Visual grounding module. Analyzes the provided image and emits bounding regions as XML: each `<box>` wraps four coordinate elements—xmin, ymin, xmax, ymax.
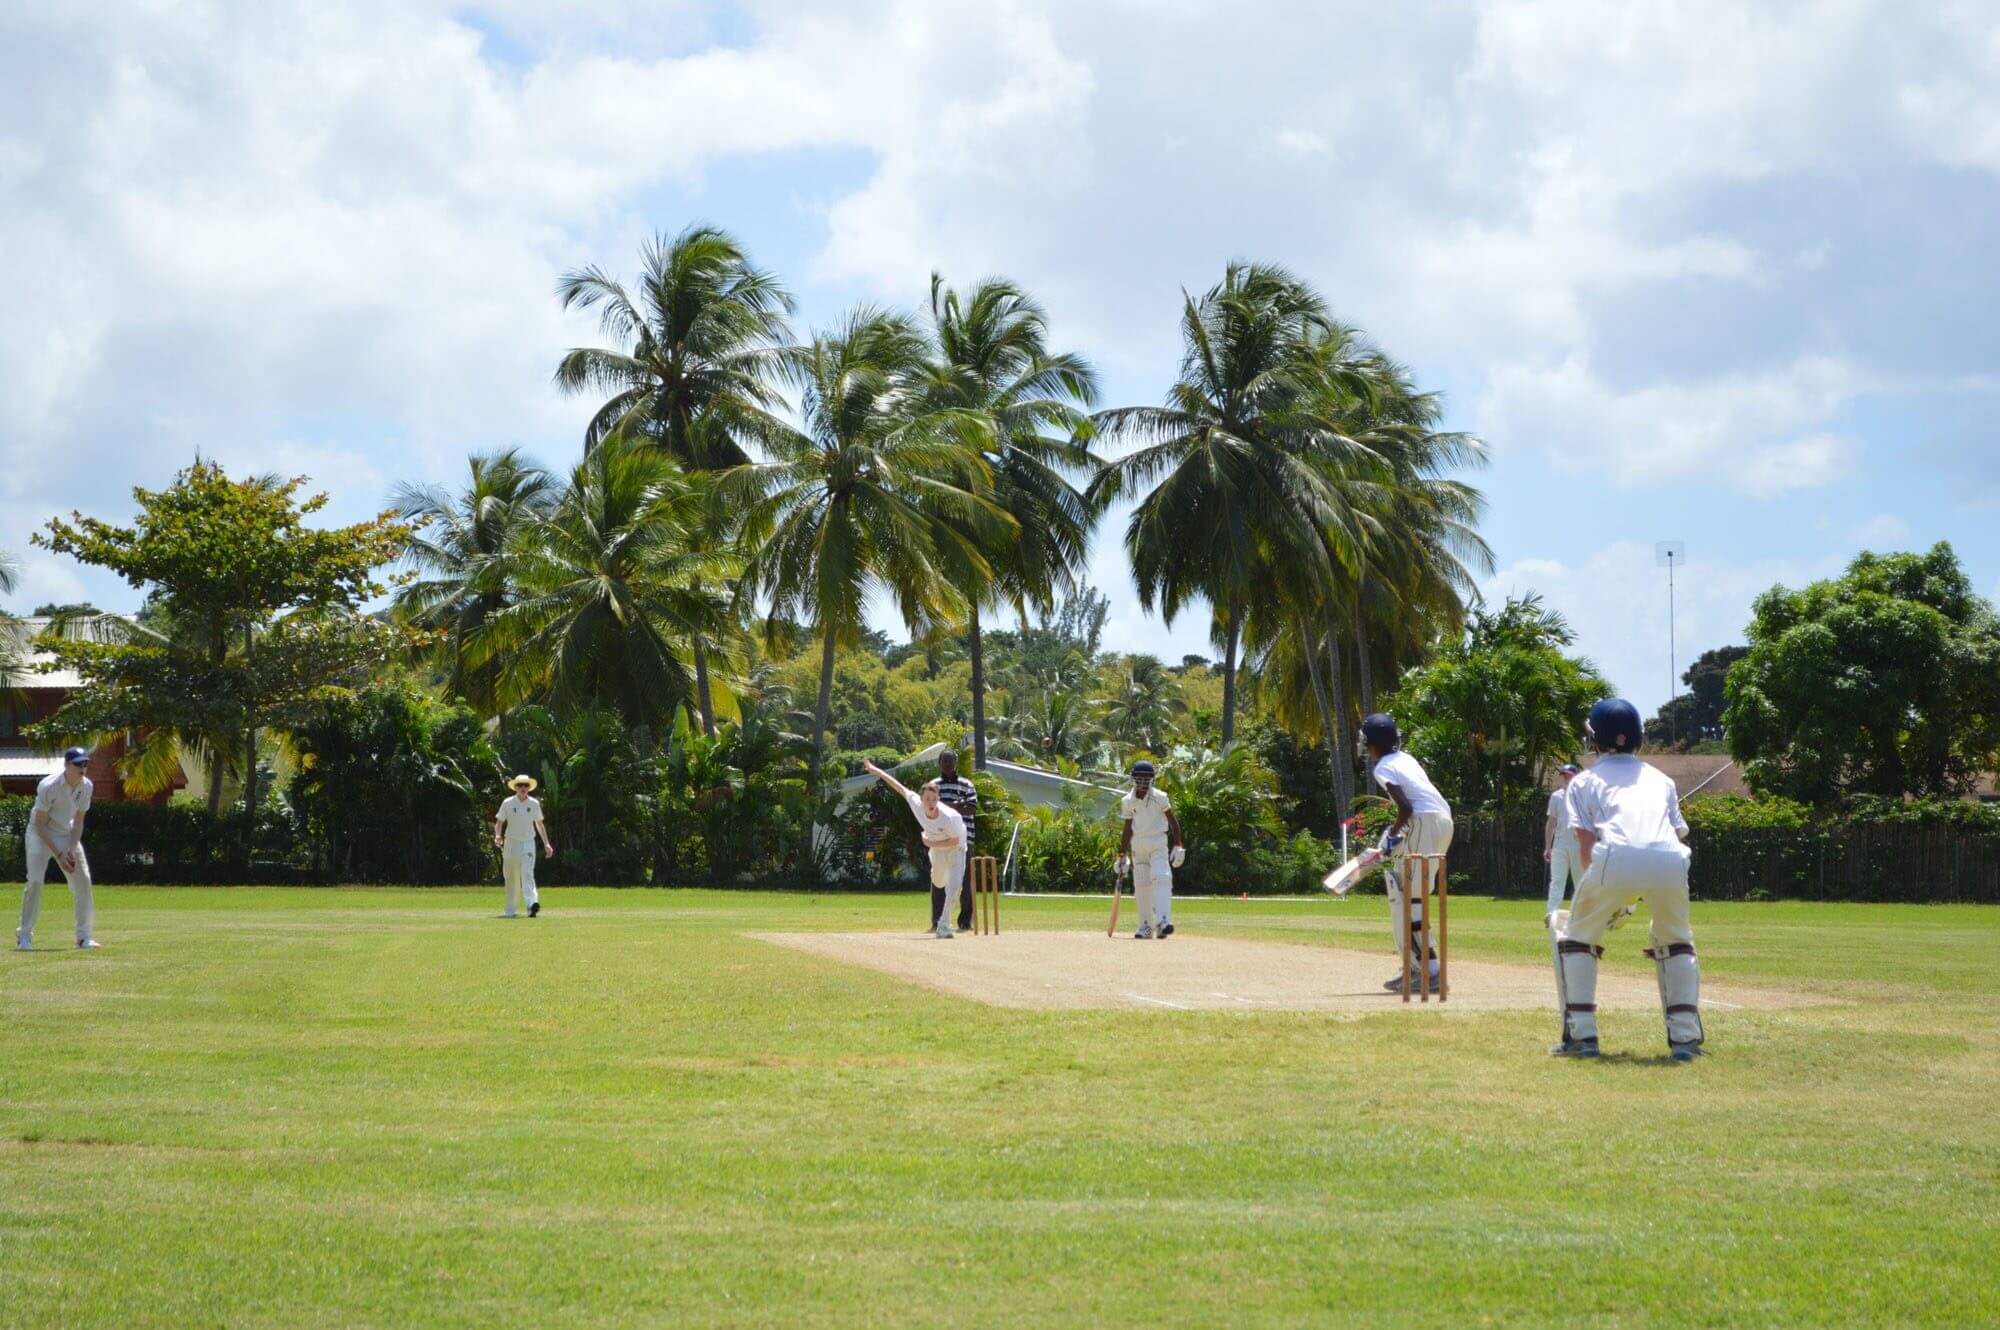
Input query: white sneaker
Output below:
<box><xmin>934</xmin><ymin>925</ymin><xmax>954</xmax><ymax>939</ymax></box>
<box><xmin>77</xmin><ymin>939</ymin><xmax>100</xmax><ymax>949</ymax></box>
<box><xmin>15</xmin><ymin>934</ymin><xmax>29</xmax><ymax>952</ymax></box>
<box><xmin>1135</xmin><ymin>924</ymin><xmax>1155</xmax><ymax>939</ymax></box>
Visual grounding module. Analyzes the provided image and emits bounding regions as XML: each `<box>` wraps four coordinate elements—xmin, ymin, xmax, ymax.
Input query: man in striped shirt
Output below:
<box><xmin>933</xmin><ymin>750</ymin><xmax>979</xmax><ymax>932</ymax></box>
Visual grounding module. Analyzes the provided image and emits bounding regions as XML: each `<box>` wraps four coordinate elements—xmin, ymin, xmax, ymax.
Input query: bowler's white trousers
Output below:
<box><xmin>19</xmin><ymin>830</ymin><xmax>93</xmax><ymax>945</ymax></box>
<box><xmin>502</xmin><ymin>841</ymin><xmax>540</xmax><ymax>916</ymax></box>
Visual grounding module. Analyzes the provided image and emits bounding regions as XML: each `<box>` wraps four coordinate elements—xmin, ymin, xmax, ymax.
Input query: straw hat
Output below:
<box><xmin>508</xmin><ymin>774</ymin><xmax>538</xmax><ymax>792</ymax></box>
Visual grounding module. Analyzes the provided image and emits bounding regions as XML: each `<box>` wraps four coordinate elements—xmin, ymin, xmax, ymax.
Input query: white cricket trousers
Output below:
<box><xmin>1546</xmin><ymin>839</ymin><xmax>1585</xmax><ymax>914</ymax></box>
<box><xmin>1131</xmin><ymin>837</ymin><xmax>1173</xmax><ymax>929</ymax></box>
<box><xmin>929</xmin><ymin>847</ymin><xmax>965</xmax><ymax>929</ymax></box>
<box><xmin>19</xmin><ymin>831</ymin><xmax>93</xmax><ymax>945</ymax></box>
<box><xmin>502</xmin><ymin>843</ymin><xmax>540</xmax><ymax>916</ymax></box>
<box><xmin>1387</xmin><ymin>812</ymin><xmax>1453</xmax><ymax>958</ymax></box>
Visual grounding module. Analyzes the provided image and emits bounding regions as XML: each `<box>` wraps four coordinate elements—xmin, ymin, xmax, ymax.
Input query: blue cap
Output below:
<box><xmin>1360</xmin><ymin>713</ymin><xmax>1400</xmax><ymax>750</ymax></box>
<box><xmin>63</xmin><ymin>746</ymin><xmax>90</xmax><ymax>766</ymax></box>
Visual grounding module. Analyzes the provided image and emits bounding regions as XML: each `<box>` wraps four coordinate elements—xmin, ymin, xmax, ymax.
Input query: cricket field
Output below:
<box><xmin>2</xmin><ymin>887</ymin><xmax>1994</xmax><ymax>1327</ymax></box>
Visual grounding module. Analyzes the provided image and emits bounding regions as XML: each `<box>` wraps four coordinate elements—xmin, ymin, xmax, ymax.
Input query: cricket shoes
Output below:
<box><xmin>1135</xmin><ymin>924</ymin><xmax>1155</xmax><ymax>940</ymax></box>
<box><xmin>77</xmin><ymin>939</ymin><xmax>100</xmax><ymax>950</ymax></box>
<box><xmin>934</xmin><ymin>924</ymin><xmax>955</xmax><ymax>939</ymax></box>
<box><xmin>1669</xmin><ymin>1042</ymin><xmax>1704</xmax><ymax>1063</ymax></box>
<box><xmin>1382</xmin><ymin>968</ymin><xmax>1440</xmax><ymax>992</ymax></box>
<box><xmin>528</xmin><ymin>901</ymin><xmax>540</xmax><ymax>918</ymax></box>
<box><xmin>1549</xmin><ymin>1038</ymin><xmax>1601</xmax><ymax>1058</ymax></box>
<box><xmin>15</xmin><ymin>933</ymin><xmax>30</xmax><ymax>952</ymax></box>
<box><xmin>1158</xmin><ymin>923</ymin><xmax>1175</xmax><ymax>938</ymax></box>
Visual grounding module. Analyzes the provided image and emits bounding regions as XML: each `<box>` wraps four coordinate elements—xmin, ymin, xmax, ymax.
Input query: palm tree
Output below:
<box><xmin>728</xmin><ymin>308</ymin><xmax>1007</xmax><ymax>790</ymax></box>
<box><xmin>1091</xmin><ymin>263</ymin><xmax>1377</xmax><ymax>748</ymax></box>
<box><xmin>390</xmin><ymin>449</ymin><xmax>557</xmax><ymax>717</ymax></box>
<box><xmin>1100</xmin><ymin>654</ymin><xmax>1185</xmax><ymax>753</ymax></box>
<box><xmin>475</xmin><ymin>439</ymin><xmax>736</xmax><ymax>732</ymax></box>
<box><xmin>919</xmin><ymin>275</ymin><xmax>1100</xmax><ymax>770</ymax></box>
<box><xmin>553</xmin><ymin>225</ymin><xmax>797</xmax><ymax>730</ymax></box>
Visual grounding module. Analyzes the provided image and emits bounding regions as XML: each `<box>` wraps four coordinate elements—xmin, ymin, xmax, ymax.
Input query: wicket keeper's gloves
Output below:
<box><xmin>1169</xmin><ymin>845</ymin><xmax>1186</xmax><ymax>868</ymax></box>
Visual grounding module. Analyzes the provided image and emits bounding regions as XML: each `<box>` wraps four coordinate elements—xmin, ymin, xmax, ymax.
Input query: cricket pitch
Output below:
<box><xmin>752</xmin><ymin>929</ymin><xmax>1817</xmax><ymax>1013</ymax></box>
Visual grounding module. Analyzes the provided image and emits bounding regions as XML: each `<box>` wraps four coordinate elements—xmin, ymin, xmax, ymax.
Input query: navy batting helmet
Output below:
<box><xmin>1359</xmin><ymin>713</ymin><xmax>1399</xmax><ymax>751</ymax></box>
<box><xmin>1585</xmin><ymin>698</ymin><xmax>1643</xmax><ymax>754</ymax></box>
<box><xmin>1130</xmin><ymin>759</ymin><xmax>1156</xmax><ymax>778</ymax></box>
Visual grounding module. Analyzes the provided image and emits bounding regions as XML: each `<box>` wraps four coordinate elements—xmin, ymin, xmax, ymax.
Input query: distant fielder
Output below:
<box><xmin>1360</xmin><ymin>714</ymin><xmax>1452</xmax><ymax>991</ymax></box>
<box><xmin>1551</xmin><ymin>699</ymin><xmax>1705</xmax><ymax>1062</ymax></box>
<box><xmin>1116</xmin><ymin>759</ymin><xmax>1184</xmax><ymax>939</ymax></box>
<box><xmin>494</xmin><ymin>775</ymin><xmax>554</xmax><ymax>919</ymax></box>
<box><xmin>1544</xmin><ymin>762</ymin><xmax>1584</xmax><ymax>923</ymax></box>
<box><xmin>16</xmin><ymin>747</ymin><xmax>97</xmax><ymax>951</ymax></box>
<box><xmin>864</xmin><ymin>760</ymin><xmax>966</xmax><ymax>939</ymax></box>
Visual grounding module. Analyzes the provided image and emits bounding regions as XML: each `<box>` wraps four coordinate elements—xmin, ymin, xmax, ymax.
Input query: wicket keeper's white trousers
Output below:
<box><xmin>1546</xmin><ymin>839</ymin><xmax>1585</xmax><ymax>914</ymax></box>
<box><xmin>1387</xmin><ymin>812</ymin><xmax>1453</xmax><ymax>951</ymax></box>
<box><xmin>1131</xmin><ymin>837</ymin><xmax>1173</xmax><ymax>928</ymax></box>
<box><xmin>1562</xmin><ymin>842</ymin><xmax>1693</xmax><ymax>949</ymax></box>
<box><xmin>502</xmin><ymin>843</ymin><xmax>540</xmax><ymax>916</ymax></box>
<box><xmin>19</xmin><ymin>831</ymin><xmax>93</xmax><ymax>945</ymax></box>
<box><xmin>929</xmin><ymin>848</ymin><xmax>965</xmax><ymax>928</ymax></box>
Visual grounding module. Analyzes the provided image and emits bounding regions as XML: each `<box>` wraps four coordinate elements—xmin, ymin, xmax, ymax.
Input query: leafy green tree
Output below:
<box><xmin>1645</xmin><ymin>645</ymin><xmax>1749</xmax><ymax>750</ymax></box>
<box><xmin>554</xmin><ymin>226</ymin><xmax>797</xmax><ymax>731</ymax></box>
<box><xmin>1725</xmin><ymin>543</ymin><xmax>2000</xmax><ymax>803</ymax></box>
<box><xmin>1092</xmin><ymin>263</ymin><xmax>1376</xmax><ymax>748</ymax></box>
<box><xmin>289</xmin><ymin>684</ymin><xmax>497</xmax><ymax>882</ymax></box>
<box><xmin>1100</xmin><ymin>653</ymin><xmax>1186</xmax><ymax>754</ymax></box>
<box><xmin>1385</xmin><ymin>594</ymin><xmax>1606</xmax><ymax>812</ymax></box>
<box><xmin>391</xmin><ymin>449</ymin><xmax>557</xmax><ymax>717</ymax></box>
<box><xmin>919</xmin><ymin>275</ymin><xmax>1100</xmax><ymax>770</ymax></box>
<box><xmin>655</xmin><ymin>699</ymin><xmax>812</xmax><ymax>883</ymax></box>
<box><xmin>730</xmin><ymin>308</ymin><xmax>1005</xmax><ymax>790</ymax></box>
<box><xmin>476</xmin><ymin>440</ymin><xmax>734</xmax><ymax>733</ymax></box>
<box><xmin>32</xmin><ymin>463</ymin><xmax>410</xmax><ymax>824</ymax></box>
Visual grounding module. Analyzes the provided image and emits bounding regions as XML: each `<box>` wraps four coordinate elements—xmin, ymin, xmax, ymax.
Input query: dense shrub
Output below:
<box><xmin>290</xmin><ymin>685</ymin><xmax>498</xmax><ymax>883</ymax></box>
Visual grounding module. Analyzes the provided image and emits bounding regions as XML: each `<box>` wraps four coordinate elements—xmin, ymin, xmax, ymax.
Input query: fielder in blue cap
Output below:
<box><xmin>17</xmin><ymin>746</ymin><xmax>98</xmax><ymax>950</ymax></box>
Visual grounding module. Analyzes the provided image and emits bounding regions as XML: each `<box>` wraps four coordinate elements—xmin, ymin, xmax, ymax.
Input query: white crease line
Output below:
<box><xmin>1129</xmin><ymin>995</ymin><xmax>1192</xmax><ymax>1010</ymax></box>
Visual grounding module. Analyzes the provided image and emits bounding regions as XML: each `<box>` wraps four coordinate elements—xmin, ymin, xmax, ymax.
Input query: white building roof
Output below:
<box><xmin>2</xmin><ymin>616</ymin><xmax>98</xmax><ymax>689</ymax></box>
<box><xmin>0</xmin><ymin>751</ymin><xmax>63</xmax><ymax>779</ymax></box>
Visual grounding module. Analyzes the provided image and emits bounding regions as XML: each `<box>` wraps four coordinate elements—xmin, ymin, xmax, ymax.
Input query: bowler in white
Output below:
<box><xmin>17</xmin><ymin>747</ymin><xmax>98</xmax><ymax>950</ymax></box>
<box><xmin>493</xmin><ymin>774</ymin><xmax>554</xmax><ymax>918</ymax></box>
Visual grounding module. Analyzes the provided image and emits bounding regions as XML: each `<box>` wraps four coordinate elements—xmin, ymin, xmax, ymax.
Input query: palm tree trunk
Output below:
<box><xmin>1220</xmin><ymin>596</ymin><xmax>1242</xmax><ymax>749</ymax></box>
<box><xmin>1300</xmin><ymin>619</ymin><xmax>1341</xmax><ymax>798</ymax></box>
<box><xmin>806</xmin><ymin>620</ymin><xmax>838</xmax><ymax>790</ymax></box>
<box><xmin>1324</xmin><ymin>628</ymin><xmax>1354</xmax><ymax>814</ymax></box>
<box><xmin>968</xmin><ymin>603</ymin><xmax>987</xmax><ymax>771</ymax></box>
<box><xmin>243</xmin><ymin>624</ymin><xmax>258</xmax><ymax>858</ymax></box>
<box><xmin>692</xmin><ymin>638</ymin><xmax>716</xmax><ymax>736</ymax></box>
<box><xmin>1353</xmin><ymin>599</ymin><xmax>1376</xmax><ymax>715</ymax></box>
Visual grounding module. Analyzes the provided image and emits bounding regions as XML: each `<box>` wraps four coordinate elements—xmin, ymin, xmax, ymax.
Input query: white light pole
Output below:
<box><xmin>1656</xmin><ymin>541</ymin><xmax>1686</xmax><ymax>748</ymax></box>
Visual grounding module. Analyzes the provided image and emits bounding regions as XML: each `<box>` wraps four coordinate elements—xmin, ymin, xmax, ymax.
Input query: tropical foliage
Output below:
<box><xmin>1725</xmin><ymin>543</ymin><xmax>2000</xmax><ymax>804</ymax></box>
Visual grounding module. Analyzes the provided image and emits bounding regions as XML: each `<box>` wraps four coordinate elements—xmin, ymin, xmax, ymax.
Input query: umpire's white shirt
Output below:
<box><xmin>30</xmin><ymin>771</ymin><xmax>92</xmax><ymax>847</ymax></box>
<box><xmin>496</xmin><ymin>796</ymin><xmax>543</xmax><ymax>852</ymax></box>
<box><xmin>1564</xmin><ymin>756</ymin><xmax>1687</xmax><ymax>849</ymax></box>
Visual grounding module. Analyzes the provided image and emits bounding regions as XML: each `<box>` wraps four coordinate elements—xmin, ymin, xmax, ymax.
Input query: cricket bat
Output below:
<box><xmin>1108</xmin><ymin>862</ymin><xmax>1126</xmax><ymax>936</ymax></box>
<box><xmin>1322</xmin><ymin>847</ymin><xmax>1384</xmax><ymax>897</ymax></box>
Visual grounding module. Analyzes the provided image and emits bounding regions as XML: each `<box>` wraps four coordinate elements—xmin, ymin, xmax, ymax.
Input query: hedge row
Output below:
<box><xmin>1442</xmin><ymin>813</ymin><xmax>2000</xmax><ymax>904</ymax></box>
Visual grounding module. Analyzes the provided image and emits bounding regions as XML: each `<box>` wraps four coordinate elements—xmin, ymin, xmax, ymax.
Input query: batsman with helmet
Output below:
<box><xmin>1116</xmin><ymin>759</ymin><xmax>1184</xmax><ymax>939</ymax></box>
<box><xmin>1550</xmin><ymin>698</ymin><xmax>1705</xmax><ymax>1062</ymax></box>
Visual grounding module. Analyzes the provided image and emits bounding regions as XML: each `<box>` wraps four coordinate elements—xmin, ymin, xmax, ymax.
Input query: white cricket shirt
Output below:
<box><xmin>1564</xmin><ymin>756</ymin><xmax>1688</xmax><ymax>850</ymax></box>
<box><xmin>1372</xmin><ymin>750</ymin><xmax>1449</xmax><ymax>817</ymax></box>
<box><xmin>31</xmin><ymin>772</ymin><xmax>92</xmax><ymax>845</ymax></box>
<box><xmin>496</xmin><ymin>796</ymin><xmax>544</xmax><ymax>847</ymax></box>
<box><xmin>1119</xmin><ymin>787</ymin><xmax>1174</xmax><ymax>844</ymax></box>
<box><xmin>904</xmin><ymin>793</ymin><xmax>965</xmax><ymax>851</ymax></box>
<box><xmin>1547</xmin><ymin>787</ymin><xmax>1571</xmax><ymax>834</ymax></box>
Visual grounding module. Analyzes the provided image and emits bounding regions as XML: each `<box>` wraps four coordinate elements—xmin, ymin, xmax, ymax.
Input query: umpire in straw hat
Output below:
<box><xmin>493</xmin><ymin>774</ymin><xmax>554</xmax><ymax>918</ymax></box>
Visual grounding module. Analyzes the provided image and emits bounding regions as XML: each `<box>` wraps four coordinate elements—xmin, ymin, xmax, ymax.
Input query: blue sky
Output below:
<box><xmin>4</xmin><ymin>1</ymin><xmax>1997</xmax><ymax>716</ymax></box>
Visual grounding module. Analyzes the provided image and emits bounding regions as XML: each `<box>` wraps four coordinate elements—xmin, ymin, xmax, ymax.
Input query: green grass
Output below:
<box><xmin>2</xmin><ymin>887</ymin><xmax>1995</xmax><ymax>1328</ymax></box>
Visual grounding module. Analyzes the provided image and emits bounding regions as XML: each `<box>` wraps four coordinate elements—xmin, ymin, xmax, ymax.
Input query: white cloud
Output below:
<box><xmin>1273</xmin><ymin>129</ymin><xmax>1330</xmax><ymax>156</ymax></box>
<box><xmin>1479</xmin><ymin>355</ymin><xmax>1867</xmax><ymax>491</ymax></box>
<box><xmin>1850</xmin><ymin>513</ymin><xmax>1910</xmax><ymax>548</ymax></box>
<box><xmin>1482</xmin><ymin>540</ymin><xmax>1836</xmax><ymax>715</ymax></box>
